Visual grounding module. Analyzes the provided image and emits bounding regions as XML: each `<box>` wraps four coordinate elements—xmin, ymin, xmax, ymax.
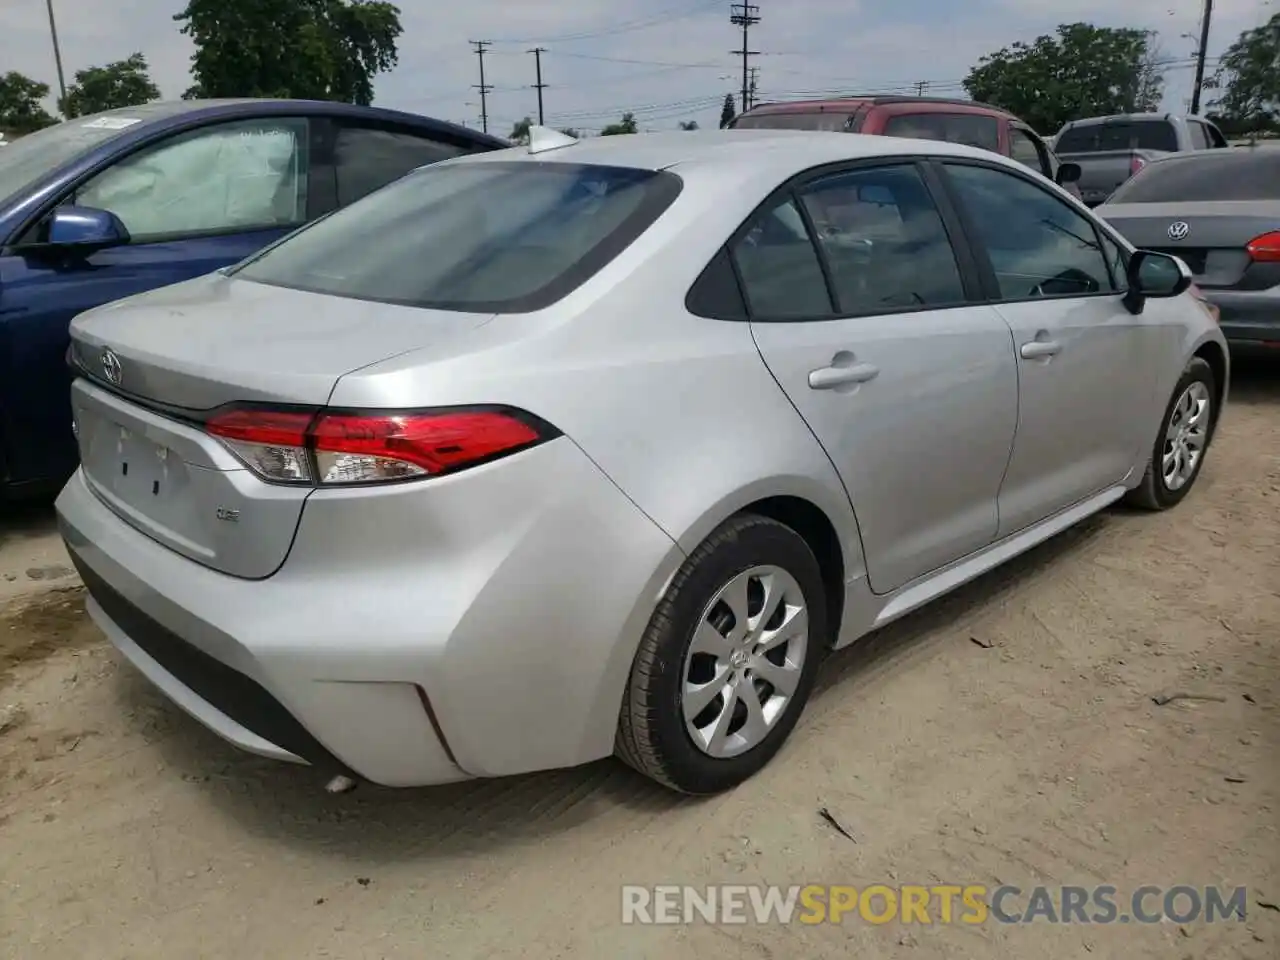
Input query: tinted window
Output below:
<box><xmin>731</xmin><ymin>112</ymin><xmax>855</xmax><ymax>132</ymax></box>
<box><xmin>1186</xmin><ymin>121</ymin><xmax>1210</xmax><ymax>150</ymax></box>
<box><xmin>74</xmin><ymin>118</ymin><xmax>310</xmax><ymax>239</ymax></box>
<box><xmin>1109</xmin><ymin>151</ymin><xmax>1280</xmax><ymax>202</ymax></box>
<box><xmin>731</xmin><ymin>197</ymin><xmax>831</xmax><ymax>319</ymax></box>
<box><xmin>798</xmin><ymin>164</ymin><xmax>965</xmax><ymax>314</ymax></box>
<box><xmin>1010</xmin><ymin>128</ymin><xmax>1049</xmax><ymax>174</ymax></box>
<box><xmin>335</xmin><ymin>125</ymin><xmax>464</xmax><ymax>205</ymax></box>
<box><xmin>945</xmin><ymin>163</ymin><xmax>1114</xmax><ymax>300</ymax></box>
<box><xmin>235</xmin><ymin>161</ymin><xmax>681</xmax><ymax>313</ymax></box>
<box><xmin>1055</xmin><ymin>120</ymin><xmax>1178</xmax><ymax>153</ymax></box>
<box><xmin>882</xmin><ymin>113</ymin><xmax>999</xmax><ymax>151</ymax></box>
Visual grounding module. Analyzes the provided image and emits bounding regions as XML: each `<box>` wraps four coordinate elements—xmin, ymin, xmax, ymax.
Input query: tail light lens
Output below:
<box><xmin>1129</xmin><ymin>154</ymin><xmax>1146</xmax><ymax>176</ymax></box>
<box><xmin>1245</xmin><ymin>230</ymin><xmax>1280</xmax><ymax>262</ymax></box>
<box><xmin>206</xmin><ymin>406</ymin><xmax>555</xmax><ymax>486</ymax></box>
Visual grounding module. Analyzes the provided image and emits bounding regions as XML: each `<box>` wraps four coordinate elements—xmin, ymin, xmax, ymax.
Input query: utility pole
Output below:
<box><xmin>748</xmin><ymin>66</ymin><xmax>760</xmax><ymax>108</ymax></box>
<box><xmin>45</xmin><ymin>0</ymin><xmax>68</xmax><ymax>114</ymax></box>
<box><xmin>913</xmin><ymin>80</ymin><xmax>929</xmax><ymax>97</ymax></box>
<box><xmin>1189</xmin><ymin>0</ymin><xmax>1214</xmax><ymax>115</ymax></box>
<box><xmin>730</xmin><ymin>4</ymin><xmax>761</xmax><ymax>113</ymax></box>
<box><xmin>529</xmin><ymin>47</ymin><xmax>547</xmax><ymax>125</ymax></box>
<box><xmin>470</xmin><ymin>40</ymin><xmax>493</xmax><ymax>134</ymax></box>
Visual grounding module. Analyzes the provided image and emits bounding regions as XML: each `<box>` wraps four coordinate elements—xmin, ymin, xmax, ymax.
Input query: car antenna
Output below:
<box><xmin>527</xmin><ymin>125</ymin><xmax>578</xmax><ymax>155</ymax></box>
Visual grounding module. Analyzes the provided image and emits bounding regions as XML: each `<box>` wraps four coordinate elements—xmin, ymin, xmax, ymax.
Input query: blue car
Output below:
<box><xmin>0</xmin><ymin>99</ymin><xmax>506</xmax><ymax>498</ymax></box>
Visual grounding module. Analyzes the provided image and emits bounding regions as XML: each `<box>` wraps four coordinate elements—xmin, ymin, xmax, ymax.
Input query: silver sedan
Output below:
<box><xmin>57</xmin><ymin>128</ymin><xmax>1228</xmax><ymax>795</ymax></box>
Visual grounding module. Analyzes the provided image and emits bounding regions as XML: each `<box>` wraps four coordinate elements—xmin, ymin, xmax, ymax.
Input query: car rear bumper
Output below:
<box><xmin>1200</xmin><ymin>289</ymin><xmax>1280</xmax><ymax>345</ymax></box>
<box><xmin>56</xmin><ymin>437</ymin><xmax>684</xmax><ymax>787</ymax></box>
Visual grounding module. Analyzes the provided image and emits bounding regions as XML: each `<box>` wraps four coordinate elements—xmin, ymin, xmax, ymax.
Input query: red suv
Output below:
<box><xmin>731</xmin><ymin>96</ymin><xmax>1082</xmax><ymax>195</ymax></box>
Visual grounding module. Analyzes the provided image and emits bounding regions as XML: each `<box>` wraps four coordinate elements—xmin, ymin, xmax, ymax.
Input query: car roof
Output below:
<box><xmin>468</xmin><ymin>128</ymin><xmax>1013</xmax><ymax>173</ymax></box>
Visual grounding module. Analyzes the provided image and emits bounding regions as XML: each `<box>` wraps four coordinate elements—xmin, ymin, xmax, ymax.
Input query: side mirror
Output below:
<box><xmin>43</xmin><ymin>205</ymin><xmax>130</xmax><ymax>252</ymax></box>
<box><xmin>1123</xmin><ymin>250</ymin><xmax>1192</xmax><ymax>313</ymax></box>
<box><xmin>1055</xmin><ymin>162</ymin><xmax>1082</xmax><ymax>185</ymax></box>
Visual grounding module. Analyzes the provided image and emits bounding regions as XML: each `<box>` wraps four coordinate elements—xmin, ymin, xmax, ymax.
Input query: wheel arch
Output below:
<box><xmin>1192</xmin><ymin>339</ymin><xmax>1228</xmax><ymax>433</ymax></box>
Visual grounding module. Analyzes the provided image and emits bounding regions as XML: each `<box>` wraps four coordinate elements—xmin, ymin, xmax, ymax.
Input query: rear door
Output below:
<box><xmin>744</xmin><ymin>159</ymin><xmax>1019</xmax><ymax>593</ymax></box>
<box><xmin>937</xmin><ymin>159</ymin><xmax>1157</xmax><ymax>534</ymax></box>
<box><xmin>0</xmin><ymin>115</ymin><xmax>318</xmax><ymax>488</ymax></box>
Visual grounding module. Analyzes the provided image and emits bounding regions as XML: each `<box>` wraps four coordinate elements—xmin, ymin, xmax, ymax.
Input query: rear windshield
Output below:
<box><xmin>1055</xmin><ymin>120</ymin><xmax>1178</xmax><ymax>154</ymax></box>
<box><xmin>1108</xmin><ymin>150</ymin><xmax>1280</xmax><ymax>203</ymax></box>
<box><xmin>732</xmin><ymin>111</ymin><xmax>855</xmax><ymax>132</ymax></box>
<box><xmin>233</xmin><ymin>160</ymin><xmax>682</xmax><ymax>313</ymax></box>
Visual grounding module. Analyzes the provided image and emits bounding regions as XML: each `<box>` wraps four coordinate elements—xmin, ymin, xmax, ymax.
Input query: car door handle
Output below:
<box><xmin>1020</xmin><ymin>340</ymin><xmax>1062</xmax><ymax>359</ymax></box>
<box><xmin>808</xmin><ymin>361</ymin><xmax>880</xmax><ymax>390</ymax></box>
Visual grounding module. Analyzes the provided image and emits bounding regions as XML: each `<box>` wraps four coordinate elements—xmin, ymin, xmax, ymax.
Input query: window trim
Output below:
<box><xmin>930</xmin><ymin>157</ymin><xmax>1126</xmax><ymax>306</ymax></box>
<box><xmin>690</xmin><ymin>155</ymin><xmax>988</xmax><ymax>324</ymax></box>
<box><xmin>9</xmin><ymin>115</ymin><xmax>322</xmax><ymax>250</ymax></box>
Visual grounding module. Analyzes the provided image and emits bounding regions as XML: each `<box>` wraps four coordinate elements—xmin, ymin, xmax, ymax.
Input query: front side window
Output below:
<box><xmin>797</xmin><ymin>164</ymin><xmax>966</xmax><ymax>314</ymax></box>
<box><xmin>334</xmin><ymin>125</ymin><xmax>465</xmax><ymax>206</ymax></box>
<box><xmin>730</xmin><ymin>196</ymin><xmax>832</xmax><ymax>319</ymax></box>
<box><xmin>883</xmin><ymin>113</ymin><xmax>1000</xmax><ymax>152</ymax></box>
<box><xmin>944</xmin><ymin>162</ymin><xmax>1115</xmax><ymax>300</ymax></box>
<box><xmin>74</xmin><ymin>118</ymin><xmax>310</xmax><ymax>240</ymax></box>
<box><xmin>1009</xmin><ymin>127</ymin><xmax>1049</xmax><ymax>175</ymax></box>
<box><xmin>234</xmin><ymin>160</ymin><xmax>681</xmax><ymax>313</ymax></box>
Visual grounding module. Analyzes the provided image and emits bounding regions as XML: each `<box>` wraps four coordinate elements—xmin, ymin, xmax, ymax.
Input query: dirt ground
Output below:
<box><xmin>1</xmin><ymin>365</ymin><xmax>1277</xmax><ymax>960</ymax></box>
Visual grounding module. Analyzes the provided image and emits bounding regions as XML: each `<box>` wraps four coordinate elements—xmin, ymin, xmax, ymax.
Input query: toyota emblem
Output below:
<box><xmin>100</xmin><ymin>348</ymin><xmax>123</xmax><ymax>385</ymax></box>
<box><xmin>1167</xmin><ymin>221</ymin><xmax>1190</xmax><ymax>242</ymax></box>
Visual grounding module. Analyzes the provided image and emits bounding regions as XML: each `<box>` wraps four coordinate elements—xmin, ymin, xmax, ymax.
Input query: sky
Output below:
<box><xmin>1</xmin><ymin>0</ymin><xmax>1276</xmax><ymax>137</ymax></box>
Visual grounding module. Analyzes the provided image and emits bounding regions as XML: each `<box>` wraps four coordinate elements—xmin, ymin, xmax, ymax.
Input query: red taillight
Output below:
<box><xmin>206</xmin><ymin>406</ymin><xmax>553</xmax><ymax>486</ymax></box>
<box><xmin>1129</xmin><ymin>154</ymin><xmax>1146</xmax><ymax>176</ymax></box>
<box><xmin>1246</xmin><ymin>230</ymin><xmax>1280</xmax><ymax>262</ymax></box>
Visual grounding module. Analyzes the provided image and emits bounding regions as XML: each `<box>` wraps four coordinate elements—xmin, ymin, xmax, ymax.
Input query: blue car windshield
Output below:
<box><xmin>0</xmin><ymin>104</ymin><xmax>186</xmax><ymax>207</ymax></box>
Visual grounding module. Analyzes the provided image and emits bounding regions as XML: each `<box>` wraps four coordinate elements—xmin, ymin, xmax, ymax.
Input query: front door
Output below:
<box><xmin>0</xmin><ymin>116</ymin><xmax>313</xmax><ymax>489</ymax></box>
<box><xmin>741</xmin><ymin>161</ymin><xmax>1019</xmax><ymax>594</ymax></box>
<box><xmin>938</xmin><ymin>160</ymin><xmax>1157</xmax><ymax>536</ymax></box>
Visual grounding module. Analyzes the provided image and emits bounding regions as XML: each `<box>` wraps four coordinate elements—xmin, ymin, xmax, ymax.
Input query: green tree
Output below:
<box><xmin>0</xmin><ymin>71</ymin><xmax>56</xmax><ymax>133</ymax></box>
<box><xmin>1209</xmin><ymin>13</ymin><xmax>1280</xmax><ymax>132</ymax></box>
<box><xmin>600</xmin><ymin>112</ymin><xmax>638</xmax><ymax>136</ymax></box>
<box><xmin>175</xmin><ymin>0</ymin><xmax>402</xmax><ymax>105</ymax></box>
<box><xmin>509</xmin><ymin>116</ymin><xmax>532</xmax><ymax>144</ymax></box>
<box><xmin>964</xmin><ymin>23</ymin><xmax>1163</xmax><ymax>135</ymax></box>
<box><xmin>719</xmin><ymin>93</ymin><xmax>736</xmax><ymax>128</ymax></box>
<box><xmin>60</xmin><ymin>53</ymin><xmax>161</xmax><ymax>118</ymax></box>
<box><xmin>678</xmin><ymin>119</ymin><xmax>699</xmax><ymax>130</ymax></box>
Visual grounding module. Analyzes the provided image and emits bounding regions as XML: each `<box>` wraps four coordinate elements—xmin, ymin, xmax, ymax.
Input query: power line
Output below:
<box><xmin>494</xmin><ymin>1</ymin><xmax>722</xmax><ymax>44</ymax></box>
<box><xmin>470</xmin><ymin>40</ymin><xmax>493</xmax><ymax>134</ymax></box>
<box><xmin>530</xmin><ymin>47</ymin><xmax>548</xmax><ymax>125</ymax></box>
<box><xmin>730</xmin><ymin>3</ymin><xmax>761</xmax><ymax>113</ymax></box>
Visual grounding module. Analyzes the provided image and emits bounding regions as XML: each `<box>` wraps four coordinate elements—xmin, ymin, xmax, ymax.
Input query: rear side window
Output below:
<box><xmin>1056</xmin><ymin>120</ymin><xmax>1178</xmax><ymax>153</ymax></box>
<box><xmin>1186</xmin><ymin>121</ymin><xmax>1210</xmax><ymax>150</ymax></box>
<box><xmin>731</xmin><ymin>112</ymin><xmax>855</xmax><ymax>132</ymax></box>
<box><xmin>730</xmin><ymin>197</ymin><xmax>832</xmax><ymax>319</ymax></box>
<box><xmin>234</xmin><ymin>161</ymin><xmax>682</xmax><ymax>313</ymax></box>
<box><xmin>798</xmin><ymin>164</ymin><xmax>966</xmax><ymax>314</ymax></box>
<box><xmin>334</xmin><ymin>125</ymin><xmax>465</xmax><ymax>206</ymax></box>
<box><xmin>882</xmin><ymin>113</ymin><xmax>999</xmax><ymax>152</ymax></box>
<box><xmin>1108</xmin><ymin>151</ymin><xmax>1280</xmax><ymax>203</ymax></box>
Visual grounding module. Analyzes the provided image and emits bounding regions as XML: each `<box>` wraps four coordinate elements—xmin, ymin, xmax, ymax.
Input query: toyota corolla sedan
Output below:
<box><xmin>57</xmin><ymin>128</ymin><xmax>1228</xmax><ymax>796</ymax></box>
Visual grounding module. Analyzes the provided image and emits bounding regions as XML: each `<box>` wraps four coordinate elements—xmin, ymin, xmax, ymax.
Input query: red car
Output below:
<box><xmin>731</xmin><ymin>95</ymin><xmax>1082</xmax><ymax>197</ymax></box>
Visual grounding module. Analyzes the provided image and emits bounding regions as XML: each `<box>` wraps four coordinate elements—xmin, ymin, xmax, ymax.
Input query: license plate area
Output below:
<box><xmin>111</xmin><ymin>425</ymin><xmax>180</xmax><ymax>502</ymax></box>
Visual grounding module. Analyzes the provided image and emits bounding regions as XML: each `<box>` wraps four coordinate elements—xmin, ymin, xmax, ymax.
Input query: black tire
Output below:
<box><xmin>616</xmin><ymin>513</ymin><xmax>828</xmax><ymax>794</ymax></box>
<box><xmin>1126</xmin><ymin>356</ymin><xmax>1218</xmax><ymax>511</ymax></box>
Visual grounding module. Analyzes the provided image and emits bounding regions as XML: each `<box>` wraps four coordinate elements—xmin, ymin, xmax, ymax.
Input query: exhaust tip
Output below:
<box><xmin>324</xmin><ymin>774</ymin><xmax>358</xmax><ymax>795</ymax></box>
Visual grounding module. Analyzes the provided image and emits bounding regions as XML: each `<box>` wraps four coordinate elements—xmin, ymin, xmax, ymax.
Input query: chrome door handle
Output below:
<box><xmin>808</xmin><ymin>361</ymin><xmax>880</xmax><ymax>390</ymax></box>
<box><xmin>1020</xmin><ymin>340</ymin><xmax>1062</xmax><ymax>359</ymax></box>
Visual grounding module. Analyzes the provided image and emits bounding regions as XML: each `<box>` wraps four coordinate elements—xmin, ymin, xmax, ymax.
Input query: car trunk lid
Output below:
<box><xmin>1098</xmin><ymin>200</ymin><xmax>1280</xmax><ymax>288</ymax></box>
<box><xmin>69</xmin><ymin>273</ymin><xmax>496</xmax><ymax>578</ymax></box>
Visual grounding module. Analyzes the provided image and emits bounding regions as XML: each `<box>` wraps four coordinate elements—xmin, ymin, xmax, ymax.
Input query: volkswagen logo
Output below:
<box><xmin>100</xmin><ymin>348</ymin><xmax>123</xmax><ymax>385</ymax></box>
<box><xmin>1167</xmin><ymin>221</ymin><xmax>1191</xmax><ymax>242</ymax></box>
